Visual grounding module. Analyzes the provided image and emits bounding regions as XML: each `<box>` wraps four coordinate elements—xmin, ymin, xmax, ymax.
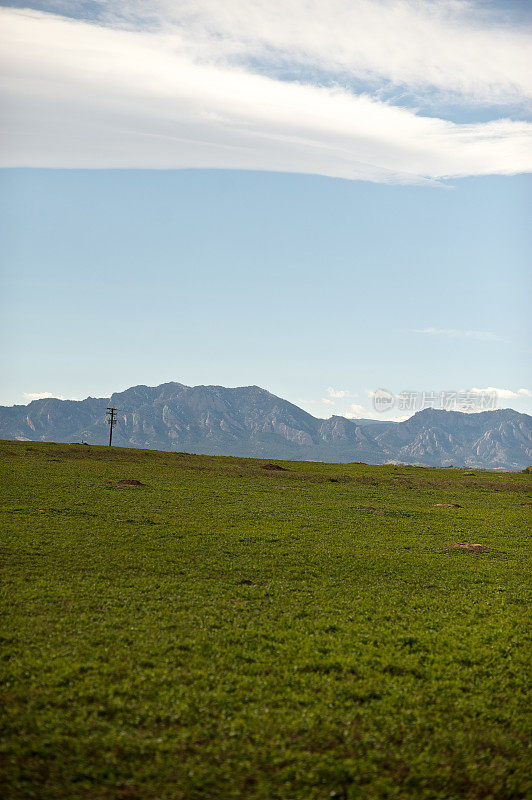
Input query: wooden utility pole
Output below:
<box><xmin>106</xmin><ymin>407</ymin><xmax>118</xmax><ymax>447</ymax></box>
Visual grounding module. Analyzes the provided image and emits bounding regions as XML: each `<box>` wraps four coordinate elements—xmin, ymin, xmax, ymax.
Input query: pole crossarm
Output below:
<box><xmin>106</xmin><ymin>406</ymin><xmax>118</xmax><ymax>447</ymax></box>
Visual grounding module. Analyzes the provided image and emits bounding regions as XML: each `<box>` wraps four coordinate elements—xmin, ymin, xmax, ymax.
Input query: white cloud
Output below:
<box><xmin>346</xmin><ymin>403</ymin><xmax>369</xmax><ymax>416</ymax></box>
<box><xmin>414</xmin><ymin>328</ymin><xmax>503</xmax><ymax>341</ymax></box>
<box><xmin>323</xmin><ymin>387</ymin><xmax>353</xmax><ymax>404</ymax></box>
<box><xmin>327</xmin><ymin>387</ymin><xmax>349</xmax><ymax>399</ymax></box>
<box><xmin>23</xmin><ymin>392</ymin><xmax>56</xmax><ymax>402</ymax></box>
<box><xmin>0</xmin><ymin>7</ymin><xmax>531</xmax><ymax>182</ymax></box>
<box><xmin>95</xmin><ymin>0</ymin><xmax>532</xmax><ymax>107</ymax></box>
<box><xmin>23</xmin><ymin>391</ymin><xmax>79</xmax><ymax>402</ymax></box>
<box><xmin>467</xmin><ymin>386</ymin><xmax>532</xmax><ymax>399</ymax></box>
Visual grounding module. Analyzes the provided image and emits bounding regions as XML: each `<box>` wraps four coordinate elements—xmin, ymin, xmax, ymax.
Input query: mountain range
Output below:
<box><xmin>1</xmin><ymin>382</ymin><xmax>531</xmax><ymax>469</ymax></box>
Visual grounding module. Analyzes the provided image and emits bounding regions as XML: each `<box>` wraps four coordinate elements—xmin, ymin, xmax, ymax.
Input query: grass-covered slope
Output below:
<box><xmin>1</xmin><ymin>441</ymin><xmax>530</xmax><ymax>800</ymax></box>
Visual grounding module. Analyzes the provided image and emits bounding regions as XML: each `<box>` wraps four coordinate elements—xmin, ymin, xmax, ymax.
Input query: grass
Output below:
<box><xmin>0</xmin><ymin>440</ymin><xmax>530</xmax><ymax>800</ymax></box>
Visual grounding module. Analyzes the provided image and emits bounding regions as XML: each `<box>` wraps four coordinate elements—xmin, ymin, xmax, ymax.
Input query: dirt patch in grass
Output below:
<box><xmin>435</xmin><ymin>503</ymin><xmax>463</xmax><ymax>508</ymax></box>
<box><xmin>447</xmin><ymin>543</ymin><xmax>491</xmax><ymax>554</ymax></box>
<box><xmin>261</xmin><ymin>463</ymin><xmax>288</xmax><ymax>471</ymax></box>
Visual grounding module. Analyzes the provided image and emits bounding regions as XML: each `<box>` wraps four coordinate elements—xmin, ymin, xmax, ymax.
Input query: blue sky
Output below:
<box><xmin>0</xmin><ymin>1</ymin><xmax>530</xmax><ymax>419</ymax></box>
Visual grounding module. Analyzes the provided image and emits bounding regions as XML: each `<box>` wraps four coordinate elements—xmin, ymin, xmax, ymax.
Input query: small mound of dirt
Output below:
<box><xmin>238</xmin><ymin>578</ymin><xmax>269</xmax><ymax>587</ymax></box>
<box><xmin>261</xmin><ymin>463</ymin><xmax>288</xmax><ymax>471</ymax></box>
<box><xmin>361</xmin><ymin>506</ymin><xmax>376</xmax><ymax>511</ymax></box>
<box><xmin>435</xmin><ymin>503</ymin><xmax>463</xmax><ymax>508</ymax></box>
<box><xmin>114</xmin><ymin>479</ymin><xmax>147</xmax><ymax>487</ymax></box>
<box><xmin>522</xmin><ymin>502</ymin><xmax>532</xmax><ymax>507</ymax></box>
<box><xmin>447</xmin><ymin>543</ymin><xmax>491</xmax><ymax>554</ymax></box>
<box><xmin>350</xmin><ymin>461</ymin><xmax>368</xmax><ymax>465</ymax></box>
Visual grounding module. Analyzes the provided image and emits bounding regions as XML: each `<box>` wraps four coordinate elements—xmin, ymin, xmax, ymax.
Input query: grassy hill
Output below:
<box><xmin>1</xmin><ymin>441</ymin><xmax>530</xmax><ymax>799</ymax></box>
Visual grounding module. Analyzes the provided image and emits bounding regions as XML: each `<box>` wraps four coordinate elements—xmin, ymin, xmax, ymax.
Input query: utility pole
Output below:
<box><xmin>106</xmin><ymin>406</ymin><xmax>118</xmax><ymax>447</ymax></box>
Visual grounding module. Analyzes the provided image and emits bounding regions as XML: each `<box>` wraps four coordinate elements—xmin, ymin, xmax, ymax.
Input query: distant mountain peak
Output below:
<box><xmin>1</xmin><ymin>381</ymin><xmax>530</xmax><ymax>468</ymax></box>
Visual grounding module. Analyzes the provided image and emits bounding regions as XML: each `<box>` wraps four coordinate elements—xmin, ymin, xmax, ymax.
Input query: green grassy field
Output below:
<box><xmin>0</xmin><ymin>441</ymin><xmax>530</xmax><ymax>800</ymax></box>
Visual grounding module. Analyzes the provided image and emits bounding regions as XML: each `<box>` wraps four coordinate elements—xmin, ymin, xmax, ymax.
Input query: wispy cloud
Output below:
<box><xmin>327</xmin><ymin>387</ymin><xmax>349</xmax><ymax>399</ymax></box>
<box><xmin>346</xmin><ymin>403</ymin><xmax>369</xmax><ymax>417</ymax></box>
<box><xmin>466</xmin><ymin>386</ymin><xmax>532</xmax><ymax>399</ymax></box>
<box><xmin>23</xmin><ymin>391</ymin><xmax>78</xmax><ymax>402</ymax></box>
<box><xmin>322</xmin><ymin>387</ymin><xmax>351</xmax><ymax>404</ymax></box>
<box><xmin>0</xmin><ymin>4</ymin><xmax>531</xmax><ymax>182</ymax></box>
<box><xmin>23</xmin><ymin>392</ymin><xmax>56</xmax><ymax>402</ymax></box>
<box><xmin>414</xmin><ymin>328</ymin><xmax>504</xmax><ymax>342</ymax></box>
<box><xmin>44</xmin><ymin>0</ymin><xmax>532</xmax><ymax>108</ymax></box>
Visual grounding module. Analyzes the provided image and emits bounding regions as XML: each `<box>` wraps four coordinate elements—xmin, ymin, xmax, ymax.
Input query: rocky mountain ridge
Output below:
<box><xmin>1</xmin><ymin>382</ymin><xmax>530</xmax><ymax>468</ymax></box>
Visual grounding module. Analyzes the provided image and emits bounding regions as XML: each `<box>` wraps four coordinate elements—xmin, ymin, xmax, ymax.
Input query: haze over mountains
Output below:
<box><xmin>1</xmin><ymin>382</ymin><xmax>531</xmax><ymax>469</ymax></box>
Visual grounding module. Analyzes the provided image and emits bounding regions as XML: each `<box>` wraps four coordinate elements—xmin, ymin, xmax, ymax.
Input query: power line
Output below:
<box><xmin>106</xmin><ymin>407</ymin><xmax>118</xmax><ymax>447</ymax></box>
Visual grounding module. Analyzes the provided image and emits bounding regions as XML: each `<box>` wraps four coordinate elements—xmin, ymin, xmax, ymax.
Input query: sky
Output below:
<box><xmin>0</xmin><ymin>0</ymin><xmax>530</xmax><ymax>420</ymax></box>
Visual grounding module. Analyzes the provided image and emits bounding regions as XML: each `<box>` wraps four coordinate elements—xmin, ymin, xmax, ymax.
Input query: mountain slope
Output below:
<box><xmin>375</xmin><ymin>407</ymin><xmax>532</xmax><ymax>468</ymax></box>
<box><xmin>1</xmin><ymin>382</ymin><xmax>530</xmax><ymax>468</ymax></box>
